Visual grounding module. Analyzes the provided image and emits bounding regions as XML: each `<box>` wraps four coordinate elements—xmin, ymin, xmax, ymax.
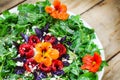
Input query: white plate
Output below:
<box><xmin>2</xmin><ymin>7</ymin><xmax>105</xmax><ymax>80</ymax></box>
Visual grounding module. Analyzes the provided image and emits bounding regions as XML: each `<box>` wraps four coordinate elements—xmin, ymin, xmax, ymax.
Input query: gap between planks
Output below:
<box><xmin>0</xmin><ymin>0</ymin><xmax>26</xmax><ymax>14</ymax></box>
<box><xmin>80</xmin><ymin>0</ymin><xmax>105</xmax><ymax>15</ymax></box>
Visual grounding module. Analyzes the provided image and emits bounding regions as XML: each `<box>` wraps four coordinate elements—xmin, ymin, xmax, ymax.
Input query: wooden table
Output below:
<box><xmin>0</xmin><ymin>0</ymin><xmax>120</xmax><ymax>80</ymax></box>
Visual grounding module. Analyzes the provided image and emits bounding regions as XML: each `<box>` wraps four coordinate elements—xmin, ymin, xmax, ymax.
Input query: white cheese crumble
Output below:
<box><xmin>17</xmin><ymin>40</ymin><xmax>21</xmax><ymax>43</ymax></box>
<box><xmin>57</xmin><ymin>37</ymin><xmax>61</xmax><ymax>41</ymax></box>
<box><xmin>67</xmin><ymin>60</ymin><xmax>73</xmax><ymax>63</ymax></box>
<box><xmin>25</xmin><ymin>71</ymin><xmax>31</xmax><ymax>76</ymax></box>
<box><xmin>33</xmin><ymin>48</ymin><xmax>38</xmax><ymax>56</ymax></box>
<box><xmin>43</xmin><ymin>32</ymin><xmax>47</xmax><ymax>36</ymax></box>
<box><xmin>47</xmin><ymin>33</ymin><xmax>52</xmax><ymax>36</ymax></box>
<box><xmin>16</xmin><ymin>62</ymin><xmax>23</xmax><ymax>67</ymax></box>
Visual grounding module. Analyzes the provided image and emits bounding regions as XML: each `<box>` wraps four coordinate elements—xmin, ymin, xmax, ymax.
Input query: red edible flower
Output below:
<box><xmin>38</xmin><ymin>63</ymin><xmax>51</xmax><ymax>72</ymax></box>
<box><xmin>28</xmin><ymin>35</ymin><xmax>40</xmax><ymax>47</ymax></box>
<box><xmin>24</xmin><ymin>58</ymin><xmax>37</xmax><ymax>72</ymax></box>
<box><xmin>81</xmin><ymin>52</ymin><xmax>102</xmax><ymax>73</ymax></box>
<box><xmin>19</xmin><ymin>43</ymin><xmax>34</xmax><ymax>58</ymax></box>
<box><xmin>44</xmin><ymin>35</ymin><xmax>57</xmax><ymax>44</ymax></box>
<box><xmin>51</xmin><ymin>60</ymin><xmax>63</xmax><ymax>71</ymax></box>
<box><xmin>53</xmin><ymin>44</ymin><xmax>66</xmax><ymax>57</ymax></box>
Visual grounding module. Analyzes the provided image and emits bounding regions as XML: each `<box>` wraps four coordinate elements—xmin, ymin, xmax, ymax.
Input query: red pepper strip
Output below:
<box><xmin>52</xmin><ymin>60</ymin><xmax>63</xmax><ymax>72</ymax></box>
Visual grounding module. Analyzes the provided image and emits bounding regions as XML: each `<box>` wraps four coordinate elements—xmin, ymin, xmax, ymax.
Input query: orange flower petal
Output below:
<box><xmin>58</xmin><ymin>12</ymin><xmax>69</xmax><ymax>20</ymax></box>
<box><xmin>42</xmin><ymin>56</ymin><xmax>52</xmax><ymax>67</ymax></box>
<box><xmin>50</xmin><ymin>11</ymin><xmax>59</xmax><ymax>19</ymax></box>
<box><xmin>34</xmin><ymin>52</ymin><xmax>43</xmax><ymax>63</ymax></box>
<box><xmin>45</xmin><ymin>6</ymin><xmax>54</xmax><ymax>14</ymax></box>
<box><xmin>59</xmin><ymin>4</ymin><xmax>67</xmax><ymax>12</ymax></box>
<box><xmin>46</xmin><ymin>48</ymin><xmax>59</xmax><ymax>60</ymax></box>
<box><xmin>81</xmin><ymin>52</ymin><xmax>102</xmax><ymax>73</ymax></box>
<box><xmin>53</xmin><ymin>0</ymin><xmax>61</xmax><ymax>10</ymax></box>
<box><xmin>43</xmin><ymin>42</ymin><xmax>52</xmax><ymax>50</ymax></box>
<box><xmin>35</xmin><ymin>42</ymin><xmax>52</xmax><ymax>52</ymax></box>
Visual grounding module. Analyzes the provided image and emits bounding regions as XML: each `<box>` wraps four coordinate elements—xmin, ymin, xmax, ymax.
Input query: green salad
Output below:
<box><xmin>0</xmin><ymin>0</ymin><xmax>107</xmax><ymax>80</ymax></box>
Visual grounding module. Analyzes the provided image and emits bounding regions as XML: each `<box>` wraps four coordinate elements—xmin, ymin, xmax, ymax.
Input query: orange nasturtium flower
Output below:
<box><xmin>34</xmin><ymin>42</ymin><xmax>59</xmax><ymax>67</ymax></box>
<box><xmin>45</xmin><ymin>0</ymin><xmax>69</xmax><ymax>20</ymax></box>
<box><xmin>81</xmin><ymin>52</ymin><xmax>102</xmax><ymax>73</ymax></box>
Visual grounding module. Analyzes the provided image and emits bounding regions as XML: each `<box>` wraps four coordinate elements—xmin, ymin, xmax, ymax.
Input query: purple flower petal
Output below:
<box><xmin>13</xmin><ymin>56</ymin><xmax>26</xmax><ymax>62</ymax></box>
<box><xmin>35</xmin><ymin>72</ymin><xmax>47</xmax><ymax>80</ymax></box>
<box><xmin>12</xmin><ymin>41</ymin><xmax>20</xmax><ymax>50</ymax></box>
<box><xmin>66</xmin><ymin>41</ymin><xmax>72</xmax><ymax>46</ymax></box>
<box><xmin>39</xmin><ymin>72</ymin><xmax>47</xmax><ymax>78</ymax></box>
<box><xmin>20</xmin><ymin>33</ymin><xmax>29</xmax><ymax>42</ymax></box>
<box><xmin>14</xmin><ymin>66</ymin><xmax>25</xmax><ymax>74</ymax></box>
<box><xmin>52</xmin><ymin>70</ymin><xmax>64</xmax><ymax>76</ymax></box>
<box><xmin>43</xmin><ymin>23</ymin><xmax>49</xmax><ymax>32</ymax></box>
<box><xmin>63</xmin><ymin>61</ymin><xmax>70</xmax><ymax>67</ymax></box>
<box><xmin>62</xmin><ymin>54</ymin><xmax>70</xmax><ymax>60</ymax></box>
<box><xmin>35</xmin><ymin>28</ymin><xmax>43</xmax><ymax>38</ymax></box>
<box><xmin>33</xmin><ymin>71</ymin><xmax>38</xmax><ymax>80</ymax></box>
<box><xmin>60</xmin><ymin>36</ymin><xmax>66</xmax><ymax>43</ymax></box>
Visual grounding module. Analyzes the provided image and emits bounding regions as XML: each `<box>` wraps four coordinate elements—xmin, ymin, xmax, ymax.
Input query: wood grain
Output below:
<box><xmin>0</xmin><ymin>0</ymin><xmax>25</xmax><ymax>13</ymax></box>
<box><xmin>25</xmin><ymin>0</ymin><xmax>102</xmax><ymax>14</ymax></box>
<box><xmin>81</xmin><ymin>0</ymin><xmax>120</xmax><ymax>60</ymax></box>
<box><xmin>102</xmin><ymin>53</ymin><xmax>120</xmax><ymax>80</ymax></box>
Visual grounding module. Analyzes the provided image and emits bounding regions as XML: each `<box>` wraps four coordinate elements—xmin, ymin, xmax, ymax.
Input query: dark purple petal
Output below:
<box><xmin>53</xmin><ymin>70</ymin><xmax>64</xmax><ymax>76</ymax></box>
<box><xmin>36</xmin><ymin>77</ymin><xmax>42</xmax><ymax>80</ymax></box>
<box><xmin>35</xmin><ymin>72</ymin><xmax>47</xmax><ymax>80</ymax></box>
<box><xmin>14</xmin><ymin>66</ymin><xmax>25</xmax><ymax>74</ymax></box>
<box><xmin>60</xmin><ymin>36</ymin><xmax>66</xmax><ymax>43</ymax></box>
<box><xmin>62</xmin><ymin>54</ymin><xmax>70</xmax><ymax>60</ymax></box>
<box><xmin>39</xmin><ymin>72</ymin><xmax>47</xmax><ymax>78</ymax></box>
<box><xmin>20</xmin><ymin>33</ymin><xmax>29</xmax><ymax>42</ymax></box>
<box><xmin>66</xmin><ymin>41</ymin><xmax>72</xmax><ymax>46</ymax></box>
<box><xmin>63</xmin><ymin>61</ymin><xmax>70</xmax><ymax>67</ymax></box>
<box><xmin>35</xmin><ymin>28</ymin><xmax>43</xmax><ymax>38</ymax></box>
<box><xmin>13</xmin><ymin>56</ymin><xmax>26</xmax><ymax>62</ymax></box>
<box><xmin>42</xmin><ymin>23</ymin><xmax>49</xmax><ymax>32</ymax></box>
<box><xmin>12</xmin><ymin>41</ymin><xmax>20</xmax><ymax>50</ymax></box>
<box><xmin>33</xmin><ymin>71</ymin><xmax>38</xmax><ymax>80</ymax></box>
<box><xmin>54</xmin><ymin>38</ymin><xmax>58</xmax><ymax>44</ymax></box>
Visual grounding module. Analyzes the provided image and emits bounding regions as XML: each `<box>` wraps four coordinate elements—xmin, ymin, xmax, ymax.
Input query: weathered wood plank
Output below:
<box><xmin>81</xmin><ymin>0</ymin><xmax>120</xmax><ymax>60</ymax></box>
<box><xmin>25</xmin><ymin>0</ymin><xmax>102</xmax><ymax>14</ymax></box>
<box><xmin>102</xmin><ymin>53</ymin><xmax>120</xmax><ymax>80</ymax></box>
<box><xmin>0</xmin><ymin>0</ymin><xmax>25</xmax><ymax>13</ymax></box>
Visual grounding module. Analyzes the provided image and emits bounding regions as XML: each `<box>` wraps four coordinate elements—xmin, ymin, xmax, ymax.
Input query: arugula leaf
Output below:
<box><xmin>99</xmin><ymin>61</ymin><xmax>108</xmax><ymax>71</ymax></box>
<box><xmin>78</xmin><ymin>72</ymin><xmax>98</xmax><ymax>80</ymax></box>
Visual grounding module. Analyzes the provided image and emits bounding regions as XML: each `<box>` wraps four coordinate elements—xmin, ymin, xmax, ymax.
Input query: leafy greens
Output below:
<box><xmin>0</xmin><ymin>0</ymin><xmax>107</xmax><ymax>80</ymax></box>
